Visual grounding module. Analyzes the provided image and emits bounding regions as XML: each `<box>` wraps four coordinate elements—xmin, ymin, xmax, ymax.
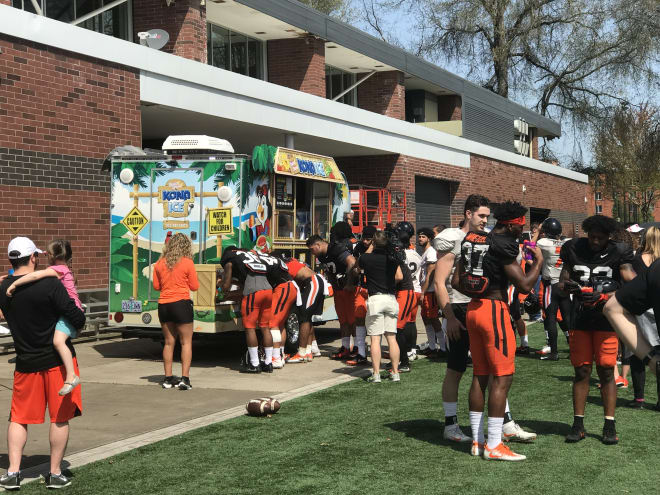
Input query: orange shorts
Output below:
<box><xmin>466</xmin><ymin>299</ymin><xmax>516</xmax><ymax>376</ymax></box>
<box><xmin>421</xmin><ymin>292</ymin><xmax>439</xmax><ymax>319</ymax></box>
<box><xmin>269</xmin><ymin>281</ymin><xmax>297</xmax><ymax>330</ymax></box>
<box><xmin>354</xmin><ymin>287</ymin><xmax>368</xmax><ymax>320</ymax></box>
<box><xmin>10</xmin><ymin>358</ymin><xmax>82</xmax><ymax>424</ymax></box>
<box><xmin>241</xmin><ymin>289</ymin><xmax>272</xmax><ymax>329</ymax></box>
<box><xmin>408</xmin><ymin>292</ymin><xmax>421</xmax><ymax>323</ymax></box>
<box><xmin>569</xmin><ymin>330</ymin><xmax>618</xmax><ymax>368</ymax></box>
<box><xmin>396</xmin><ymin>290</ymin><xmax>416</xmax><ymax>329</ymax></box>
<box><xmin>334</xmin><ymin>288</ymin><xmax>356</xmax><ymax>325</ymax></box>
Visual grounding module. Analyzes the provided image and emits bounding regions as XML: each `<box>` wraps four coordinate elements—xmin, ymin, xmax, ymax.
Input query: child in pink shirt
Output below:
<box><xmin>7</xmin><ymin>240</ymin><xmax>81</xmax><ymax>395</ymax></box>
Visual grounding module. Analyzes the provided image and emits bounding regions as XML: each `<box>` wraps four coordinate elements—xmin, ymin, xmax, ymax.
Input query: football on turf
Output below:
<box><xmin>246</xmin><ymin>397</ymin><xmax>280</xmax><ymax>417</ymax></box>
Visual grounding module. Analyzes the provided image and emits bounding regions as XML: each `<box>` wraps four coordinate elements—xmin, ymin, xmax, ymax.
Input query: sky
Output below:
<box><xmin>347</xmin><ymin>3</ymin><xmax>659</xmax><ymax>168</ymax></box>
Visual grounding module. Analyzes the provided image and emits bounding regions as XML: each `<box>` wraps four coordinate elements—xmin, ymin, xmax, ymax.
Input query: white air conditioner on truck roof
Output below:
<box><xmin>162</xmin><ymin>135</ymin><xmax>235</xmax><ymax>153</ymax></box>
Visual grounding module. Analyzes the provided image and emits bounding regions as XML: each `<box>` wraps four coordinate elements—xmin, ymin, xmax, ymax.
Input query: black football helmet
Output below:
<box><xmin>541</xmin><ymin>217</ymin><xmax>562</xmax><ymax>238</ymax></box>
<box><xmin>396</xmin><ymin>221</ymin><xmax>415</xmax><ymax>242</ymax></box>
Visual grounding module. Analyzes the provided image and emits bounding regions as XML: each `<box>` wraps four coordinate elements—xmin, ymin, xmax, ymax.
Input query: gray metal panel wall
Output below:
<box><xmin>415</xmin><ymin>176</ymin><xmax>451</xmax><ymax>228</ymax></box>
<box><xmin>463</xmin><ymin>100</ymin><xmax>514</xmax><ymax>152</ymax></box>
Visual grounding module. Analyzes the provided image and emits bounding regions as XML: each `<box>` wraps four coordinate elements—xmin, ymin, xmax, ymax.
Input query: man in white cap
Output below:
<box><xmin>0</xmin><ymin>237</ymin><xmax>86</xmax><ymax>490</ymax></box>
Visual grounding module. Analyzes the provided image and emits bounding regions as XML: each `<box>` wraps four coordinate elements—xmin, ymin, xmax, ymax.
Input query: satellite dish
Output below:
<box><xmin>137</xmin><ymin>29</ymin><xmax>170</xmax><ymax>50</ymax></box>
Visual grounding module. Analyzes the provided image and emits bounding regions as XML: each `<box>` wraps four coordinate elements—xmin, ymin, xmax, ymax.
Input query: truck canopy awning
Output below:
<box><xmin>273</xmin><ymin>147</ymin><xmax>344</xmax><ymax>184</ymax></box>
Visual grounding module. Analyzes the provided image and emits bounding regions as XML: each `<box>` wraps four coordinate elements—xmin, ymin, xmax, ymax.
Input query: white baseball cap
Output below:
<box><xmin>626</xmin><ymin>224</ymin><xmax>644</xmax><ymax>233</ymax></box>
<box><xmin>8</xmin><ymin>237</ymin><xmax>43</xmax><ymax>259</ymax></box>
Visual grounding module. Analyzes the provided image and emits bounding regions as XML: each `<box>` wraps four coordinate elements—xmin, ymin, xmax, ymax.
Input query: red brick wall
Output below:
<box><xmin>0</xmin><ymin>34</ymin><xmax>141</xmax><ymax>288</ymax></box>
<box><xmin>438</xmin><ymin>95</ymin><xmax>462</xmax><ymax>121</ymax></box>
<box><xmin>132</xmin><ymin>0</ymin><xmax>207</xmax><ymax>63</ymax></box>
<box><xmin>357</xmin><ymin>71</ymin><xmax>405</xmax><ymax>120</ymax></box>
<box><xmin>0</xmin><ymin>187</ymin><xmax>109</xmax><ymax>288</ymax></box>
<box><xmin>0</xmin><ymin>35</ymin><xmax>141</xmax><ymax>156</ymax></box>
<box><xmin>532</xmin><ymin>135</ymin><xmax>539</xmax><ymax>160</ymax></box>
<box><xmin>338</xmin><ymin>153</ymin><xmax>587</xmax><ymax>236</ymax></box>
<box><xmin>267</xmin><ymin>37</ymin><xmax>325</xmax><ymax>97</ymax></box>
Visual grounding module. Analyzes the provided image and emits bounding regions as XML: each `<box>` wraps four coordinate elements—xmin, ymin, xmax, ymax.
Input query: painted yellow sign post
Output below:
<box><xmin>208</xmin><ymin>208</ymin><xmax>233</xmax><ymax>235</ymax></box>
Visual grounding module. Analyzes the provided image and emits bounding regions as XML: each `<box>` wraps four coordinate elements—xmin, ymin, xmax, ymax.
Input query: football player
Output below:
<box><xmin>453</xmin><ymin>201</ymin><xmax>542</xmax><ymax>461</ymax></box>
<box><xmin>346</xmin><ymin>225</ymin><xmax>377</xmax><ymax>366</ymax></box>
<box><xmin>259</xmin><ymin>251</ymin><xmax>298</xmax><ymax>369</ymax></box>
<box><xmin>220</xmin><ymin>246</ymin><xmax>274</xmax><ymax>373</ymax></box>
<box><xmin>399</xmin><ymin>222</ymin><xmax>423</xmax><ymax>365</ymax></box>
<box><xmin>537</xmin><ymin>218</ymin><xmax>571</xmax><ymax>361</ymax></box>
<box><xmin>307</xmin><ymin>223</ymin><xmax>357</xmax><ymax>360</ymax></box>
<box><xmin>433</xmin><ymin>194</ymin><xmax>490</xmax><ymax>443</ymax></box>
<box><xmin>418</xmin><ymin>227</ymin><xmax>444</xmax><ymax>356</ymax></box>
<box><xmin>559</xmin><ymin>215</ymin><xmax>635</xmax><ymax>444</ymax></box>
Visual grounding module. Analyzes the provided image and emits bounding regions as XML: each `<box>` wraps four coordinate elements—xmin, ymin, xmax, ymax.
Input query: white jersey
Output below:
<box><xmin>405</xmin><ymin>248</ymin><xmax>423</xmax><ymax>293</ymax></box>
<box><xmin>537</xmin><ymin>237</ymin><xmax>569</xmax><ymax>284</ymax></box>
<box><xmin>420</xmin><ymin>245</ymin><xmax>438</xmax><ymax>293</ymax></box>
<box><xmin>433</xmin><ymin>228</ymin><xmax>471</xmax><ymax>304</ymax></box>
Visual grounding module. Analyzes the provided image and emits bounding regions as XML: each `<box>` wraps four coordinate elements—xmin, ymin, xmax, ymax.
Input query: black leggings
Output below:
<box><xmin>542</xmin><ymin>280</ymin><xmax>572</xmax><ymax>354</ymax></box>
<box><xmin>630</xmin><ymin>355</ymin><xmax>660</xmax><ymax>401</ymax></box>
<box><xmin>396</xmin><ymin>322</ymin><xmax>417</xmax><ymax>366</ymax></box>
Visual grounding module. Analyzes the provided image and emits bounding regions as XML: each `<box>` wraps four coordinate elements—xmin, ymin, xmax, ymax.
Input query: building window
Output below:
<box><xmin>325</xmin><ymin>66</ymin><xmax>357</xmax><ymax>106</ymax></box>
<box><xmin>207</xmin><ymin>23</ymin><xmax>265</xmax><ymax>80</ymax></box>
<box><xmin>11</xmin><ymin>0</ymin><xmax>131</xmax><ymax>40</ymax></box>
<box><xmin>595</xmin><ymin>192</ymin><xmax>602</xmax><ymax>201</ymax></box>
<box><xmin>595</xmin><ymin>204</ymin><xmax>603</xmax><ymax>214</ymax></box>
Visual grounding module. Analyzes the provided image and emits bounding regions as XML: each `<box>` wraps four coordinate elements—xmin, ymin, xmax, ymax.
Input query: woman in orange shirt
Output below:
<box><xmin>153</xmin><ymin>233</ymin><xmax>199</xmax><ymax>390</ymax></box>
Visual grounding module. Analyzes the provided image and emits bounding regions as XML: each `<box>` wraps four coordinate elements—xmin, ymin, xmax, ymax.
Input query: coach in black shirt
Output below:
<box><xmin>355</xmin><ymin>232</ymin><xmax>403</xmax><ymax>382</ymax></box>
<box><xmin>0</xmin><ymin>237</ymin><xmax>85</xmax><ymax>489</ymax></box>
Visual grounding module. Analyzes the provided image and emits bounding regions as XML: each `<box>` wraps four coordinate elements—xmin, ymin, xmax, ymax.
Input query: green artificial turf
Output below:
<box><xmin>22</xmin><ymin>323</ymin><xmax>660</xmax><ymax>494</ymax></box>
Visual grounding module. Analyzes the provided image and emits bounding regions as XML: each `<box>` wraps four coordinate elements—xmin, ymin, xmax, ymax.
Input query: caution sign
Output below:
<box><xmin>208</xmin><ymin>208</ymin><xmax>232</xmax><ymax>235</ymax></box>
<box><xmin>121</xmin><ymin>207</ymin><xmax>148</xmax><ymax>235</ymax></box>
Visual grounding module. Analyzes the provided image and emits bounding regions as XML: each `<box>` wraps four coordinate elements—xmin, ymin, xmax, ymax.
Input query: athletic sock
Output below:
<box><xmin>573</xmin><ymin>415</ymin><xmax>584</xmax><ymax>428</ymax></box>
<box><xmin>306</xmin><ymin>345</ymin><xmax>312</xmax><ymax>355</ymax></box>
<box><xmin>469</xmin><ymin>411</ymin><xmax>485</xmax><ymax>444</ymax></box>
<box><xmin>264</xmin><ymin>347</ymin><xmax>273</xmax><ymax>365</ymax></box>
<box><xmin>356</xmin><ymin>325</ymin><xmax>367</xmax><ymax>357</ymax></box>
<box><xmin>438</xmin><ymin>328</ymin><xmax>447</xmax><ymax>351</ymax></box>
<box><xmin>341</xmin><ymin>337</ymin><xmax>350</xmax><ymax>350</ymax></box>
<box><xmin>522</xmin><ymin>334</ymin><xmax>529</xmax><ymax>347</ymax></box>
<box><xmin>425</xmin><ymin>325</ymin><xmax>437</xmax><ymax>350</ymax></box>
<box><xmin>487</xmin><ymin>417</ymin><xmax>504</xmax><ymax>448</ymax></box>
<box><xmin>248</xmin><ymin>346</ymin><xmax>259</xmax><ymax>366</ymax></box>
<box><xmin>444</xmin><ymin>402</ymin><xmax>458</xmax><ymax>424</ymax></box>
<box><xmin>311</xmin><ymin>340</ymin><xmax>320</xmax><ymax>352</ymax></box>
<box><xmin>297</xmin><ymin>346</ymin><xmax>306</xmax><ymax>357</ymax></box>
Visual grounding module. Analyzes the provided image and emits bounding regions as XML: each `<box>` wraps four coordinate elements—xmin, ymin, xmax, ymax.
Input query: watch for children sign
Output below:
<box><xmin>208</xmin><ymin>208</ymin><xmax>232</xmax><ymax>235</ymax></box>
<box><xmin>122</xmin><ymin>207</ymin><xmax>148</xmax><ymax>235</ymax></box>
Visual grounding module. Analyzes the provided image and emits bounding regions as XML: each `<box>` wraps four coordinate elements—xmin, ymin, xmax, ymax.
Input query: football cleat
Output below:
<box><xmin>515</xmin><ymin>345</ymin><xmax>530</xmax><ymax>356</ymax></box>
<box><xmin>286</xmin><ymin>353</ymin><xmax>306</xmax><ymax>363</ymax></box>
<box><xmin>615</xmin><ymin>377</ymin><xmax>628</xmax><ymax>389</ymax></box>
<box><xmin>536</xmin><ymin>345</ymin><xmax>551</xmax><ymax>355</ymax></box>
<box><xmin>502</xmin><ymin>422</ymin><xmax>537</xmax><ymax>442</ymax></box>
<box><xmin>272</xmin><ymin>357</ymin><xmax>284</xmax><ymax>369</ymax></box>
<box><xmin>243</xmin><ymin>363</ymin><xmax>261</xmax><ymax>374</ymax></box>
<box><xmin>483</xmin><ymin>442</ymin><xmax>526</xmax><ymax>461</ymax></box>
<box><xmin>540</xmin><ymin>352</ymin><xmax>559</xmax><ymax>361</ymax></box>
<box><xmin>565</xmin><ymin>424</ymin><xmax>586</xmax><ymax>443</ymax></box>
<box><xmin>331</xmin><ymin>346</ymin><xmax>351</xmax><ymax>360</ymax></box>
<box><xmin>625</xmin><ymin>399</ymin><xmax>644</xmax><ymax>409</ymax></box>
<box><xmin>443</xmin><ymin>424</ymin><xmax>472</xmax><ymax>443</ymax></box>
<box><xmin>305</xmin><ymin>353</ymin><xmax>314</xmax><ymax>362</ymax></box>
<box><xmin>260</xmin><ymin>362</ymin><xmax>273</xmax><ymax>373</ymax></box>
<box><xmin>602</xmin><ymin>422</ymin><xmax>619</xmax><ymax>445</ymax></box>
<box><xmin>346</xmin><ymin>354</ymin><xmax>368</xmax><ymax>366</ymax></box>
<box><xmin>471</xmin><ymin>442</ymin><xmax>484</xmax><ymax>457</ymax></box>
<box><xmin>407</xmin><ymin>349</ymin><xmax>417</xmax><ymax>361</ymax></box>
<box><xmin>349</xmin><ymin>346</ymin><xmax>359</xmax><ymax>358</ymax></box>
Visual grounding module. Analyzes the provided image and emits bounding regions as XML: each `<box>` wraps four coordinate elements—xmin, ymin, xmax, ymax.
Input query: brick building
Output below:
<box><xmin>1</xmin><ymin>0</ymin><xmax>587</xmax><ymax>290</ymax></box>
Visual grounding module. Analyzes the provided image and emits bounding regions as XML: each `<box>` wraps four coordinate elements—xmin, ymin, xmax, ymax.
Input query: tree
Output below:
<box><xmin>361</xmin><ymin>0</ymin><xmax>659</xmax><ymax>155</ymax></box>
<box><xmin>298</xmin><ymin>0</ymin><xmax>351</xmax><ymax>17</ymax></box>
<box><xmin>593</xmin><ymin>103</ymin><xmax>660</xmax><ymax>222</ymax></box>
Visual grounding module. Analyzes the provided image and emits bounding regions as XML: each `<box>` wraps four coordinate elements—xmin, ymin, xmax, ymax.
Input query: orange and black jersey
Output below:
<box><xmin>258</xmin><ymin>252</ymin><xmax>292</xmax><ymax>288</ymax></box>
<box><xmin>221</xmin><ymin>250</ymin><xmax>268</xmax><ymax>283</ymax></box>
<box><xmin>560</xmin><ymin>238</ymin><xmax>634</xmax><ymax>331</ymax></box>
<box><xmin>460</xmin><ymin>231</ymin><xmax>519</xmax><ymax>294</ymax></box>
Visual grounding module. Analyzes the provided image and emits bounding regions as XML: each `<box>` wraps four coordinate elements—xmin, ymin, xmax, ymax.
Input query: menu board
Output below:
<box><xmin>275</xmin><ymin>176</ymin><xmax>293</xmax><ymax>209</ymax></box>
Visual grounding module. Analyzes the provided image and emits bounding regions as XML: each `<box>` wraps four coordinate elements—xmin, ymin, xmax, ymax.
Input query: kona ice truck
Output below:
<box><xmin>107</xmin><ymin>136</ymin><xmax>350</xmax><ymax>336</ymax></box>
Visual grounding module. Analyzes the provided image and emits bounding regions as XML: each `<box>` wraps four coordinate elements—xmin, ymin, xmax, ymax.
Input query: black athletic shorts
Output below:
<box><xmin>158</xmin><ymin>299</ymin><xmax>194</xmax><ymax>324</ymax></box>
<box><xmin>447</xmin><ymin>303</ymin><xmax>470</xmax><ymax>373</ymax></box>
<box><xmin>295</xmin><ymin>274</ymin><xmax>325</xmax><ymax>324</ymax></box>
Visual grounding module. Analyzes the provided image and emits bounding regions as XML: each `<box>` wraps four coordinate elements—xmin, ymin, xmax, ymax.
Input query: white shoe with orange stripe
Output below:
<box><xmin>502</xmin><ymin>421</ymin><xmax>537</xmax><ymax>442</ymax></box>
<box><xmin>483</xmin><ymin>442</ymin><xmax>526</xmax><ymax>461</ymax></box>
<box><xmin>286</xmin><ymin>353</ymin><xmax>307</xmax><ymax>363</ymax></box>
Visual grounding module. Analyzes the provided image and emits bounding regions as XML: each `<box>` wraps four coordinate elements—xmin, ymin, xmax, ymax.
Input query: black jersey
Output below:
<box><xmin>560</xmin><ymin>238</ymin><xmax>634</xmax><ymax>331</ymax></box>
<box><xmin>318</xmin><ymin>242</ymin><xmax>353</xmax><ymax>289</ymax></box>
<box><xmin>353</xmin><ymin>242</ymin><xmax>369</xmax><ymax>287</ymax></box>
<box><xmin>459</xmin><ymin>231</ymin><xmax>519</xmax><ymax>296</ymax></box>
<box><xmin>257</xmin><ymin>253</ymin><xmax>292</xmax><ymax>288</ymax></box>
<box><xmin>223</xmin><ymin>250</ymin><xmax>268</xmax><ymax>284</ymax></box>
<box><xmin>397</xmin><ymin>261</ymin><xmax>414</xmax><ymax>291</ymax></box>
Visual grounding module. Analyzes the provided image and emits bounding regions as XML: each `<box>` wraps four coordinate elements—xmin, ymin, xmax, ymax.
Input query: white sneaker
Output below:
<box><xmin>272</xmin><ymin>357</ymin><xmax>284</xmax><ymax>369</ymax></box>
<box><xmin>389</xmin><ymin>372</ymin><xmax>400</xmax><ymax>382</ymax></box>
<box><xmin>483</xmin><ymin>442</ymin><xmax>526</xmax><ymax>461</ymax></box>
<box><xmin>407</xmin><ymin>350</ymin><xmax>417</xmax><ymax>361</ymax></box>
<box><xmin>536</xmin><ymin>345</ymin><xmax>551</xmax><ymax>355</ymax></box>
<box><xmin>471</xmin><ymin>441</ymin><xmax>484</xmax><ymax>456</ymax></box>
<box><xmin>312</xmin><ymin>348</ymin><xmax>322</xmax><ymax>357</ymax></box>
<box><xmin>502</xmin><ymin>421</ymin><xmax>537</xmax><ymax>443</ymax></box>
<box><xmin>443</xmin><ymin>423</ymin><xmax>472</xmax><ymax>443</ymax></box>
<box><xmin>367</xmin><ymin>373</ymin><xmax>381</xmax><ymax>383</ymax></box>
<box><xmin>417</xmin><ymin>341</ymin><xmax>430</xmax><ymax>351</ymax></box>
